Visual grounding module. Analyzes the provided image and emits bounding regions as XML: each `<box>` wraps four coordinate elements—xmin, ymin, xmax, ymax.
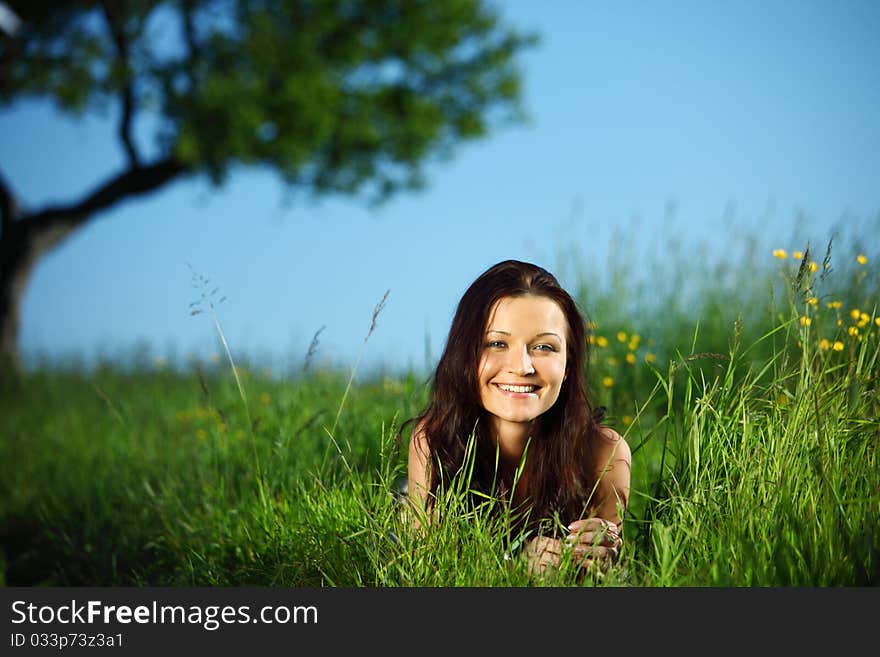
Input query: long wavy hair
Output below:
<box><xmin>406</xmin><ymin>259</ymin><xmax>605</xmax><ymax>529</ymax></box>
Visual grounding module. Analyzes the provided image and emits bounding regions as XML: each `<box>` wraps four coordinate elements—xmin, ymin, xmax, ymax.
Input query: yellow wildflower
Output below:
<box><xmin>607</xmin><ymin>357</ymin><xmax>618</xmax><ymax>366</ymax></box>
<box><xmin>772</xmin><ymin>249</ymin><xmax>787</xmax><ymax>259</ymax></box>
<box><xmin>809</xmin><ymin>261</ymin><xmax>818</xmax><ymax>273</ymax></box>
<box><xmin>848</xmin><ymin>326</ymin><xmax>859</xmax><ymax>337</ymax></box>
<box><xmin>622</xmin><ymin>415</ymin><xmax>632</xmax><ymax>426</ymax></box>
<box><xmin>876</xmin><ymin>317</ymin><xmax>880</xmax><ymax>327</ymax></box>
<box><xmin>602</xmin><ymin>376</ymin><xmax>614</xmax><ymax>388</ymax></box>
<box><xmin>857</xmin><ymin>254</ymin><xmax>867</xmax><ymax>265</ymax></box>
<box><xmin>596</xmin><ymin>336</ymin><xmax>608</xmax><ymax>348</ymax></box>
<box><xmin>860</xmin><ymin>312</ymin><xmax>870</xmax><ymax>323</ymax></box>
<box><xmin>792</xmin><ymin>251</ymin><xmax>803</xmax><ymax>260</ymax></box>
<box><xmin>825</xmin><ymin>300</ymin><xmax>842</xmax><ymax>309</ymax></box>
<box><xmin>850</xmin><ymin>309</ymin><xmax>861</xmax><ymax>320</ymax></box>
<box><xmin>837</xmin><ymin>319</ymin><xmax>843</xmax><ymax>327</ymax></box>
<box><xmin>818</xmin><ymin>339</ymin><xmax>831</xmax><ymax>350</ymax></box>
<box><xmin>832</xmin><ymin>341</ymin><xmax>844</xmax><ymax>352</ymax></box>
<box><xmin>617</xmin><ymin>331</ymin><xmax>627</xmax><ymax>343</ymax></box>
<box><xmin>588</xmin><ymin>335</ymin><xmax>596</xmax><ymax>345</ymax></box>
<box><xmin>625</xmin><ymin>353</ymin><xmax>636</xmax><ymax>364</ymax></box>
<box><xmin>645</xmin><ymin>353</ymin><xmax>656</xmax><ymax>364</ymax></box>
<box><xmin>806</xmin><ymin>297</ymin><xmax>818</xmax><ymax>306</ymax></box>
<box><xmin>799</xmin><ymin>316</ymin><xmax>811</xmax><ymax>327</ymax></box>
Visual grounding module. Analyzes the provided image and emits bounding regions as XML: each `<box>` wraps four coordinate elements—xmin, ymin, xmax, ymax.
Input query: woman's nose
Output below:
<box><xmin>507</xmin><ymin>346</ymin><xmax>535</xmax><ymax>375</ymax></box>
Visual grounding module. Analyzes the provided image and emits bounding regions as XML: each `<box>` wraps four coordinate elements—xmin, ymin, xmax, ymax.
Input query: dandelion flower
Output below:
<box><xmin>645</xmin><ymin>353</ymin><xmax>656</xmax><ymax>364</ymax></box>
<box><xmin>857</xmin><ymin>254</ymin><xmax>867</xmax><ymax>265</ymax></box>
<box><xmin>602</xmin><ymin>376</ymin><xmax>614</xmax><ymax>388</ymax></box>
<box><xmin>848</xmin><ymin>326</ymin><xmax>859</xmax><ymax>337</ymax></box>
<box><xmin>617</xmin><ymin>331</ymin><xmax>627</xmax><ymax>342</ymax></box>
<box><xmin>622</xmin><ymin>415</ymin><xmax>632</xmax><ymax>426</ymax></box>
<box><xmin>773</xmin><ymin>249</ymin><xmax>787</xmax><ymax>259</ymax></box>
<box><xmin>799</xmin><ymin>316</ymin><xmax>811</xmax><ymax>327</ymax></box>
<box><xmin>806</xmin><ymin>297</ymin><xmax>818</xmax><ymax>306</ymax></box>
<box><xmin>809</xmin><ymin>261</ymin><xmax>819</xmax><ymax>273</ymax></box>
<box><xmin>826</xmin><ymin>300</ymin><xmax>842</xmax><ymax>309</ymax></box>
<box><xmin>792</xmin><ymin>251</ymin><xmax>803</xmax><ymax>260</ymax></box>
<box><xmin>596</xmin><ymin>336</ymin><xmax>609</xmax><ymax>348</ymax></box>
<box><xmin>819</xmin><ymin>339</ymin><xmax>831</xmax><ymax>350</ymax></box>
<box><xmin>607</xmin><ymin>357</ymin><xmax>618</xmax><ymax>366</ymax></box>
<box><xmin>832</xmin><ymin>341</ymin><xmax>844</xmax><ymax>352</ymax></box>
<box><xmin>850</xmin><ymin>309</ymin><xmax>861</xmax><ymax>320</ymax></box>
<box><xmin>860</xmin><ymin>312</ymin><xmax>870</xmax><ymax>323</ymax></box>
<box><xmin>625</xmin><ymin>353</ymin><xmax>636</xmax><ymax>364</ymax></box>
<box><xmin>876</xmin><ymin>317</ymin><xmax>880</xmax><ymax>327</ymax></box>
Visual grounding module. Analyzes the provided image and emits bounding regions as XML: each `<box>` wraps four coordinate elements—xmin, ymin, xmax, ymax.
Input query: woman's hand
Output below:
<box><xmin>566</xmin><ymin>518</ymin><xmax>622</xmax><ymax>570</ymax></box>
<box><xmin>524</xmin><ymin>518</ymin><xmax>621</xmax><ymax>577</ymax></box>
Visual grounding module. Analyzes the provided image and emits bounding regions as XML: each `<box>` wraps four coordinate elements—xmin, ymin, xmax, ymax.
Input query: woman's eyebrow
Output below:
<box><xmin>485</xmin><ymin>329</ymin><xmax>562</xmax><ymax>339</ymax></box>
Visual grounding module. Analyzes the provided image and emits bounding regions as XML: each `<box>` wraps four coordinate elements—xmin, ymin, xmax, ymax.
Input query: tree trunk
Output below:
<box><xmin>0</xmin><ymin>158</ymin><xmax>187</xmax><ymax>383</ymax></box>
<box><xmin>0</xmin><ymin>221</ymin><xmax>70</xmax><ymax>383</ymax></box>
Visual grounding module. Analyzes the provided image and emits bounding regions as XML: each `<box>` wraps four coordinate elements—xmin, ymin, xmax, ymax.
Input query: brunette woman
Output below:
<box><xmin>406</xmin><ymin>259</ymin><xmax>631</xmax><ymax>575</ymax></box>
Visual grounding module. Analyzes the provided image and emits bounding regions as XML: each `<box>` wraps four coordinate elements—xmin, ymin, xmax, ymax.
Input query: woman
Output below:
<box><xmin>405</xmin><ymin>259</ymin><xmax>631</xmax><ymax>576</ymax></box>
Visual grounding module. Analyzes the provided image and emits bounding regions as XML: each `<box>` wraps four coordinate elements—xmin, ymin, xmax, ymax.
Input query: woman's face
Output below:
<box><xmin>478</xmin><ymin>295</ymin><xmax>568</xmax><ymax>433</ymax></box>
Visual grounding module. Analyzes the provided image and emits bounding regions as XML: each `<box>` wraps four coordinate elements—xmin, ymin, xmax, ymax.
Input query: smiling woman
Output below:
<box><xmin>402</xmin><ymin>260</ymin><xmax>631</xmax><ymax>577</ymax></box>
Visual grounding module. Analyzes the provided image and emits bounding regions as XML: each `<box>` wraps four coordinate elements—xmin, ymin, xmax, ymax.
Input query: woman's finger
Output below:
<box><xmin>567</xmin><ymin>518</ymin><xmax>608</xmax><ymax>533</ymax></box>
<box><xmin>567</xmin><ymin>522</ymin><xmax>621</xmax><ymax>548</ymax></box>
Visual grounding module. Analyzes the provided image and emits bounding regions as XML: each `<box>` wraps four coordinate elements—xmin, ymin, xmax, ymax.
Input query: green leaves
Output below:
<box><xmin>3</xmin><ymin>0</ymin><xmax>534</xmax><ymax>200</ymax></box>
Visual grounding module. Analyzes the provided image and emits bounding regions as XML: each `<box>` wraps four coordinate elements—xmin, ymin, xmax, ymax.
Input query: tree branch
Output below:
<box><xmin>21</xmin><ymin>158</ymin><xmax>187</xmax><ymax>250</ymax></box>
<box><xmin>182</xmin><ymin>0</ymin><xmax>201</xmax><ymax>82</ymax></box>
<box><xmin>101</xmin><ymin>1</ymin><xmax>141</xmax><ymax>168</ymax></box>
<box><xmin>0</xmin><ymin>167</ymin><xmax>17</xmax><ymax>237</ymax></box>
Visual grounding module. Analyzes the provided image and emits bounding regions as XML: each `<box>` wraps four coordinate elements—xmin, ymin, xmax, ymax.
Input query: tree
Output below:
<box><xmin>0</xmin><ymin>0</ymin><xmax>534</xmax><ymax>377</ymax></box>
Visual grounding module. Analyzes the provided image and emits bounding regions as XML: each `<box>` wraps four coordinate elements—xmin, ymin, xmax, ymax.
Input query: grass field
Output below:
<box><xmin>2</xmin><ymin>233</ymin><xmax>878</xmax><ymax>586</ymax></box>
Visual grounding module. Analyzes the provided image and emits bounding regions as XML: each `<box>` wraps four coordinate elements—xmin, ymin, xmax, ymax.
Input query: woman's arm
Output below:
<box><xmin>561</xmin><ymin>428</ymin><xmax>632</xmax><ymax>571</ymax></box>
<box><xmin>406</xmin><ymin>423</ymin><xmax>432</xmax><ymax>528</ymax></box>
<box><xmin>590</xmin><ymin>427</ymin><xmax>632</xmax><ymax>529</ymax></box>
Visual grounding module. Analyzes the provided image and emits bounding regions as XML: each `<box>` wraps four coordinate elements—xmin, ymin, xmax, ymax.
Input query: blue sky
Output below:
<box><xmin>3</xmin><ymin>1</ymin><xmax>879</xmax><ymax>375</ymax></box>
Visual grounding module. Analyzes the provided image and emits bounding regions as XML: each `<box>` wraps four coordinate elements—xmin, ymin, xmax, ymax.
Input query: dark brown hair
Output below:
<box><xmin>407</xmin><ymin>259</ymin><xmax>605</xmax><ymax>529</ymax></box>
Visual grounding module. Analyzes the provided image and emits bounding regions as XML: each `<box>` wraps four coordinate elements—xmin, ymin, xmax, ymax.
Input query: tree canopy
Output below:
<box><xmin>1</xmin><ymin>0</ymin><xmax>534</xmax><ymax>199</ymax></box>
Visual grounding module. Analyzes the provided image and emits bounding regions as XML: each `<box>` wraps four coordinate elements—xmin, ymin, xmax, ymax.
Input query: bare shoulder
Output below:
<box><xmin>593</xmin><ymin>426</ymin><xmax>632</xmax><ymax>467</ymax></box>
<box><xmin>409</xmin><ymin>419</ymin><xmax>430</xmax><ymax>459</ymax></box>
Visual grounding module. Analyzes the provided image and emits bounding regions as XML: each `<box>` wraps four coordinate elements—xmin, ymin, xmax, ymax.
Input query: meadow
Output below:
<box><xmin>1</xmin><ymin>228</ymin><xmax>878</xmax><ymax>586</ymax></box>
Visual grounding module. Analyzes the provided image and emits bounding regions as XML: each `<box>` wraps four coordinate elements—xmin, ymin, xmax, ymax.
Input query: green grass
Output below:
<box><xmin>1</xmin><ymin>232</ymin><xmax>878</xmax><ymax>586</ymax></box>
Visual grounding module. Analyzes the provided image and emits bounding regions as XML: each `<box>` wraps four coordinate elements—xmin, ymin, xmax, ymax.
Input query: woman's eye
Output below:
<box><xmin>487</xmin><ymin>341</ymin><xmax>506</xmax><ymax>349</ymax></box>
<box><xmin>533</xmin><ymin>344</ymin><xmax>556</xmax><ymax>352</ymax></box>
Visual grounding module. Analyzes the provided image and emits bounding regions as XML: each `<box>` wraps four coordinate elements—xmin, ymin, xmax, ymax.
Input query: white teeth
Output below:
<box><xmin>497</xmin><ymin>384</ymin><xmax>536</xmax><ymax>393</ymax></box>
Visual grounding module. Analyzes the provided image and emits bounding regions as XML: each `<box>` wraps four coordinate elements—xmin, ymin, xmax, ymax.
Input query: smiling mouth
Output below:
<box><xmin>494</xmin><ymin>383</ymin><xmax>540</xmax><ymax>394</ymax></box>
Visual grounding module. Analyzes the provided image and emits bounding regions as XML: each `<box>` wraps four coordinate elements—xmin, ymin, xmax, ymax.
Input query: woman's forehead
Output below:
<box><xmin>486</xmin><ymin>295</ymin><xmax>568</xmax><ymax>333</ymax></box>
